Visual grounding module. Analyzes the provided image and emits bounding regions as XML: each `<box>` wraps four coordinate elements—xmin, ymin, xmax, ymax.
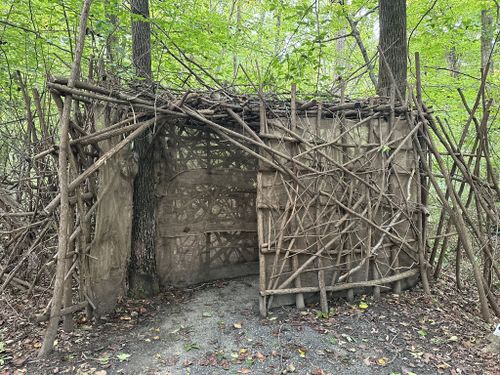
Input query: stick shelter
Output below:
<box><xmin>33</xmin><ymin>78</ymin><xmax>428</xmax><ymax>319</ymax></box>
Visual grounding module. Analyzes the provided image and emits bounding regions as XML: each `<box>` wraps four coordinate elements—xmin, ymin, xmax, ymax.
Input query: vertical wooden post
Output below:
<box><xmin>290</xmin><ymin>83</ymin><xmax>305</xmax><ymax>310</ymax></box>
<box><xmin>315</xmin><ymin>103</ymin><xmax>328</xmax><ymax>313</ymax></box>
<box><xmin>257</xmin><ymin>94</ymin><xmax>268</xmax><ymax>317</ymax></box>
<box><xmin>38</xmin><ymin>0</ymin><xmax>93</xmax><ymax>357</ymax></box>
<box><xmin>290</xmin><ymin>83</ymin><xmax>297</xmax><ymax>132</ymax></box>
<box><xmin>414</xmin><ymin>52</ymin><xmax>431</xmax><ymax>294</ymax></box>
<box><xmin>63</xmin><ymin>205</ymin><xmax>75</xmax><ymax>333</ymax></box>
<box><xmin>389</xmin><ymin>84</ymin><xmax>402</xmax><ymax>294</ymax></box>
<box><xmin>346</xmin><ymin>253</ymin><xmax>354</xmax><ymax>302</ymax></box>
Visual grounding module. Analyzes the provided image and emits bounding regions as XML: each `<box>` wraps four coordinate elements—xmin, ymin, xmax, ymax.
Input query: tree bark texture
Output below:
<box><xmin>481</xmin><ymin>10</ymin><xmax>494</xmax><ymax>72</ymax></box>
<box><xmin>129</xmin><ymin>0</ymin><xmax>159</xmax><ymax>297</ymax></box>
<box><xmin>378</xmin><ymin>0</ymin><xmax>407</xmax><ymax>98</ymax></box>
<box><xmin>447</xmin><ymin>46</ymin><xmax>460</xmax><ymax>77</ymax></box>
<box><xmin>131</xmin><ymin>0</ymin><xmax>152</xmax><ymax>79</ymax></box>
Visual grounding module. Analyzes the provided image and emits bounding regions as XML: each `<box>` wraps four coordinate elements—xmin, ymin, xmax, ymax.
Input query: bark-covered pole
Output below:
<box><xmin>378</xmin><ymin>0</ymin><xmax>407</xmax><ymax>98</ymax></box>
<box><xmin>129</xmin><ymin>0</ymin><xmax>159</xmax><ymax>297</ymax></box>
<box><xmin>38</xmin><ymin>0</ymin><xmax>93</xmax><ymax>357</ymax></box>
<box><xmin>131</xmin><ymin>0</ymin><xmax>152</xmax><ymax>79</ymax></box>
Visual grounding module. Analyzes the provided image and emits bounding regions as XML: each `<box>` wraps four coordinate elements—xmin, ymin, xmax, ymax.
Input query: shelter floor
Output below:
<box><xmin>18</xmin><ymin>275</ymin><xmax>499</xmax><ymax>374</ymax></box>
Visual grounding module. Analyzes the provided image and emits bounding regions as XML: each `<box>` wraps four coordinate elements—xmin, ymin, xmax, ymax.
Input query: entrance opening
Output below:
<box><xmin>155</xmin><ymin>121</ymin><xmax>259</xmax><ymax>286</ymax></box>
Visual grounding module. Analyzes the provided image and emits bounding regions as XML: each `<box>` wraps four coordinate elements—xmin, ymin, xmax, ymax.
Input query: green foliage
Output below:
<box><xmin>0</xmin><ymin>0</ymin><xmax>498</xmax><ymax>173</ymax></box>
<box><xmin>1</xmin><ymin>0</ymin><xmax>497</xmax><ymax>96</ymax></box>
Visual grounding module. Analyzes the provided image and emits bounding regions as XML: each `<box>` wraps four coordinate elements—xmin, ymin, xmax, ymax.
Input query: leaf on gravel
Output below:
<box><xmin>328</xmin><ymin>336</ymin><xmax>337</xmax><ymax>345</ymax></box>
<box><xmin>358</xmin><ymin>301</ymin><xmax>369</xmax><ymax>309</ymax></box>
<box><xmin>255</xmin><ymin>352</ymin><xmax>266</xmax><ymax>362</ymax></box>
<box><xmin>418</xmin><ymin>329</ymin><xmax>427</xmax><ymax>337</ymax></box>
<box><xmin>377</xmin><ymin>357</ymin><xmax>388</xmax><ymax>366</ymax></box>
<box><xmin>286</xmin><ymin>363</ymin><xmax>296</xmax><ymax>372</ymax></box>
<box><xmin>448</xmin><ymin>335</ymin><xmax>459</xmax><ymax>342</ymax></box>
<box><xmin>116</xmin><ymin>352</ymin><xmax>131</xmax><ymax>362</ymax></box>
<box><xmin>234</xmin><ymin>322</ymin><xmax>243</xmax><ymax>329</ymax></box>
<box><xmin>410</xmin><ymin>350</ymin><xmax>424</xmax><ymax>358</ymax></box>
<box><xmin>298</xmin><ymin>348</ymin><xmax>306</xmax><ymax>358</ymax></box>
<box><xmin>436</xmin><ymin>363</ymin><xmax>451</xmax><ymax>369</ymax></box>
<box><xmin>183</xmin><ymin>343</ymin><xmax>199</xmax><ymax>352</ymax></box>
<box><xmin>97</xmin><ymin>355</ymin><xmax>110</xmax><ymax>365</ymax></box>
<box><xmin>341</xmin><ymin>333</ymin><xmax>355</xmax><ymax>343</ymax></box>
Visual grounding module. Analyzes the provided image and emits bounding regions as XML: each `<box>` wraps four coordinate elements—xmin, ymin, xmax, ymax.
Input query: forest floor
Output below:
<box><xmin>1</xmin><ymin>274</ymin><xmax>499</xmax><ymax>375</ymax></box>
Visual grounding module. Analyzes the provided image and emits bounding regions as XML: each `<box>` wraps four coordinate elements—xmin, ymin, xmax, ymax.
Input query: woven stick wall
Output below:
<box><xmin>256</xmin><ymin>94</ymin><xmax>423</xmax><ymax>316</ymax></box>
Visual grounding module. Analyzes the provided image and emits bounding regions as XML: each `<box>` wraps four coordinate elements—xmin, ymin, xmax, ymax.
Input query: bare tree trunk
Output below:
<box><xmin>38</xmin><ymin>0</ymin><xmax>92</xmax><ymax>357</ymax></box>
<box><xmin>105</xmin><ymin>0</ymin><xmax>119</xmax><ymax>67</ymax></box>
<box><xmin>447</xmin><ymin>46</ymin><xmax>460</xmax><ymax>77</ymax></box>
<box><xmin>480</xmin><ymin>8</ymin><xmax>494</xmax><ymax>287</ymax></box>
<box><xmin>378</xmin><ymin>0</ymin><xmax>407</xmax><ymax>97</ymax></box>
<box><xmin>129</xmin><ymin>0</ymin><xmax>159</xmax><ymax>297</ymax></box>
<box><xmin>481</xmin><ymin>9</ymin><xmax>494</xmax><ymax>72</ymax></box>
<box><xmin>131</xmin><ymin>0</ymin><xmax>152</xmax><ymax>79</ymax></box>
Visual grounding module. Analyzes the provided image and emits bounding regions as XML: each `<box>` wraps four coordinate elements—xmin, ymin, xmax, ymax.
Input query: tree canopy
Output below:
<box><xmin>1</xmin><ymin>0</ymin><xmax>498</xmax><ymax>98</ymax></box>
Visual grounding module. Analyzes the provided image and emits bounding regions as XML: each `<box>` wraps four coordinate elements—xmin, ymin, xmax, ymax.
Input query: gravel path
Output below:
<box><xmin>21</xmin><ymin>275</ymin><xmax>498</xmax><ymax>375</ymax></box>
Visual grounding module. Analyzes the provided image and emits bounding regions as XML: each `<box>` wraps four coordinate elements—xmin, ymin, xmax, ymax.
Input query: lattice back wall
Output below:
<box><xmin>155</xmin><ymin>120</ymin><xmax>259</xmax><ymax>286</ymax></box>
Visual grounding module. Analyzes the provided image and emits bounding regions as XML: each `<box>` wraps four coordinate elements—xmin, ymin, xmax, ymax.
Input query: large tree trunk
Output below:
<box><xmin>131</xmin><ymin>0</ymin><xmax>152</xmax><ymax>79</ymax></box>
<box><xmin>129</xmin><ymin>0</ymin><xmax>159</xmax><ymax>297</ymax></box>
<box><xmin>378</xmin><ymin>0</ymin><xmax>407</xmax><ymax>98</ymax></box>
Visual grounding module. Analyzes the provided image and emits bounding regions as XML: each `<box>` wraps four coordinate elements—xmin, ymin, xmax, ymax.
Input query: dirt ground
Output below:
<box><xmin>1</xmin><ymin>275</ymin><xmax>499</xmax><ymax>375</ymax></box>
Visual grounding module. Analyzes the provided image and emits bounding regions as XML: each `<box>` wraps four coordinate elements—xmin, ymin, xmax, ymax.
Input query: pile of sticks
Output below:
<box><xmin>0</xmin><ymin>72</ymin><xmax>58</xmax><ymax>296</ymax></box>
<box><xmin>417</xmin><ymin>60</ymin><xmax>500</xmax><ymax>322</ymax></box>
